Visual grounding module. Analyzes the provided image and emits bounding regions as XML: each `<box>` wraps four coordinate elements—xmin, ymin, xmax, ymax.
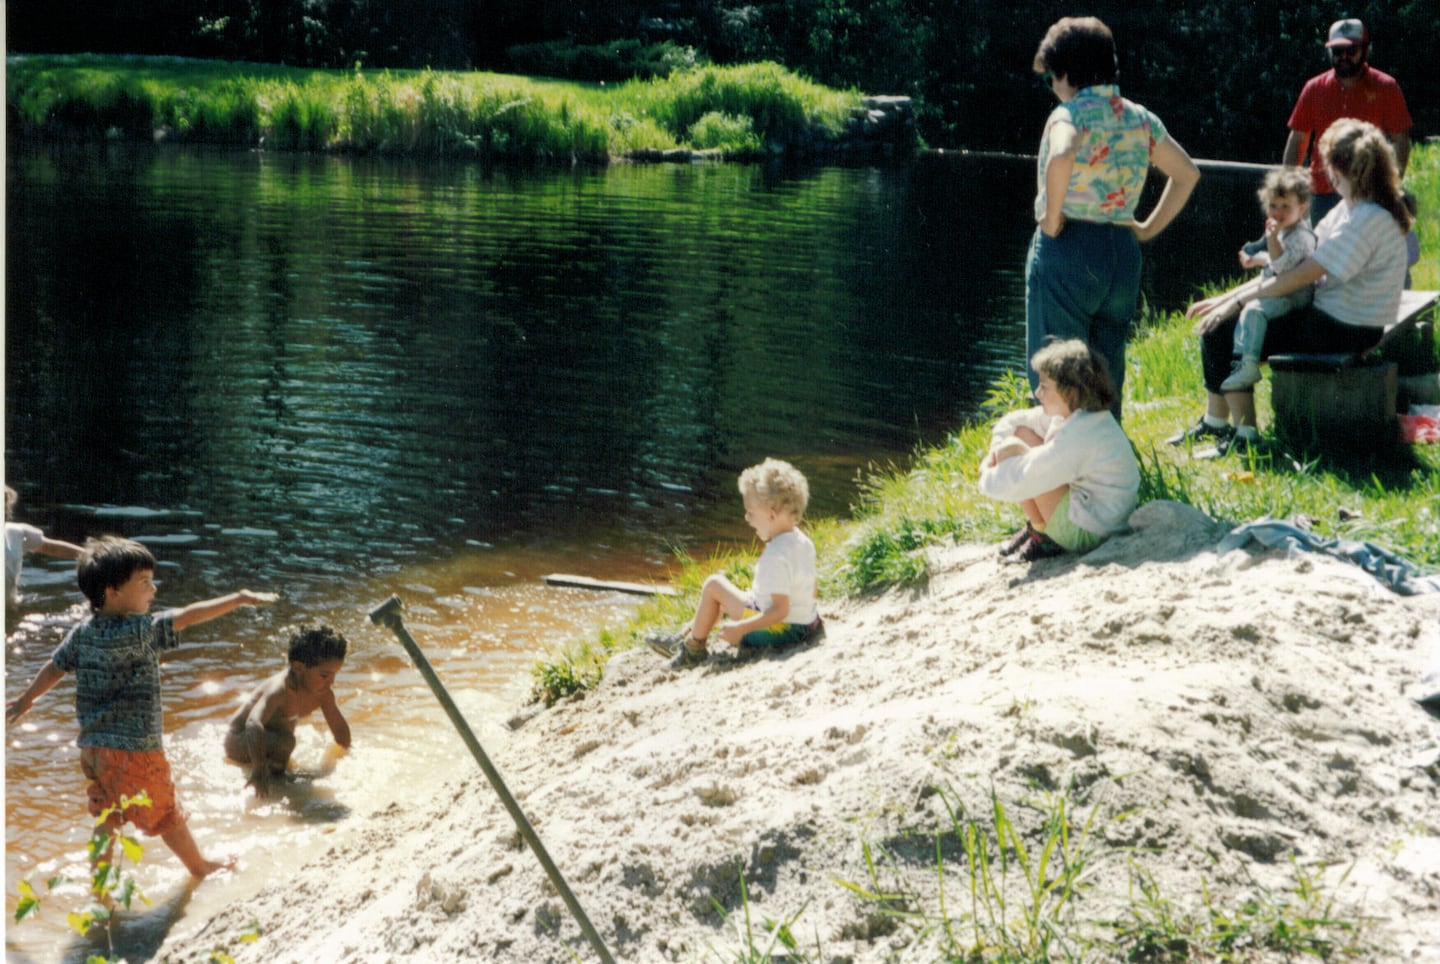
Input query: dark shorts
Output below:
<box><xmin>740</xmin><ymin>618</ymin><xmax>824</xmax><ymax>650</ymax></box>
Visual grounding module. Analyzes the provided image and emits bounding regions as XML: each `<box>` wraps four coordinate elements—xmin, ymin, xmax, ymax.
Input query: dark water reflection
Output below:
<box><xmin>9</xmin><ymin>150</ymin><xmax>1029</xmax><ymax>586</ymax></box>
<box><xmin>5</xmin><ymin>144</ymin><xmax>1262</xmax><ymax>961</ymax></box>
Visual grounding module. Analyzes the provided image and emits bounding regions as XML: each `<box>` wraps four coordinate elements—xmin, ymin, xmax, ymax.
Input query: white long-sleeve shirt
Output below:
<box><xmin>978</xmin><ymin>408</ymin><xmax>1140</xmax><ymax>536</ymax></box>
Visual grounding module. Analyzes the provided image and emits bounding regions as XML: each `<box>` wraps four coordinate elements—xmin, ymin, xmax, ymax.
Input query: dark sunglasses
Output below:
<box><xmin>1039</xmin><ymin>70</ymin><xmax>1056</xmax><ymax>86</ymax></box>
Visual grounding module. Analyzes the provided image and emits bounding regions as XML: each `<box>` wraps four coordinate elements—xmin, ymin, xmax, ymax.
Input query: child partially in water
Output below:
<box><xmin>5</xmin><ymin>536</ymin><xmax>276</xmax><ymax>878</ymax></box>
<box><xmin>226</xmin><ymin>624</ymin><xmax>351</xmax><ymax>797</ymax></box>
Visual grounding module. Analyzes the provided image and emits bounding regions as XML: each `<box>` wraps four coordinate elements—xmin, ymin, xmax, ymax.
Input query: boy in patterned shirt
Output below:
<box><xmin>6</xmin><ymin>536</ymin><xmax>276</xmax><ymax>879</ymax></box>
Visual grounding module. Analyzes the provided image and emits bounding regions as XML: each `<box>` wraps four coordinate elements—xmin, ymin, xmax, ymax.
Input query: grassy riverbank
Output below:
<box><xmin>502</xmin><ymin>149</ymin><xmax>1440</xmax><ymax>963</ymax></box>
<box><xmin>537</xmin><ymin>142</ymin><xmax>1440</xmax><ymax>704</ymax></box>
<box><xmin>5</xmin><ymin>53</ymin><xmax>864</xmax><ymax>160</ymax></box>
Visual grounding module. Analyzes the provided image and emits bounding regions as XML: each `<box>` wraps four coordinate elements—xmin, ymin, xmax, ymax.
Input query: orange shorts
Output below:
<box><xmin>79</xmin><ymin>746</ymin><xmax>185</xmax><ymax>837</ymax></box>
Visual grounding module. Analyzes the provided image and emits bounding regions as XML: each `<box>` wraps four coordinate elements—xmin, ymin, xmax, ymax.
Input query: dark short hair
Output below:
<box><xmin>1033</xmin><ymin>17</ymin><xmax>1118</xmax><ymax>88</ymax></box>
<box><xmin>1258</xmin><ymin>166</ymin><xmax>1314</xmax><ymax>207</ymax></box>
<box><xmin>77</xmin><ymin>536</ymin><xmax>156</xmax><ymax>611</ymax></box>
<box><xmin>1031</xmin><ymin>339</ymin><xmax>1117</xmax><ymax>413</ymax></box>
<box><xmin>288</xmin><ymin>624</ymin><xmax>349</xmax><ymax>666</ymax></box>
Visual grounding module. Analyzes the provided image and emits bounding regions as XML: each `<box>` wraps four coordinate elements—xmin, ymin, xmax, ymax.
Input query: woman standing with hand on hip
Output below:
<box><xmin>1027</xmin><ymin>16</ymin><xmax>1200</xmax><ymax>420</ymax></box>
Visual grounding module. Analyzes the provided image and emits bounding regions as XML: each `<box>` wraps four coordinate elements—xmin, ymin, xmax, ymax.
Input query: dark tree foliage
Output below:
<box><xmin>6</xmin><ymin>0</ymin><xmax>1436</xmax><ymax>160</ymax></box>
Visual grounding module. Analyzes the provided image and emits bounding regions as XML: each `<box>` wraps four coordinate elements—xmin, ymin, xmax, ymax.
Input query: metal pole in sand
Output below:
<box><xmin>368</xmin><ymin>595</ymin><xmax>615</xmax><ymax>964</ymax></box>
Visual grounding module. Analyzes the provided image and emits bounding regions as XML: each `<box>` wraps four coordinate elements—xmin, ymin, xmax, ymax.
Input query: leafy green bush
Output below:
<box><xmin>687</xmin><ymin>110</ymin><xmax>762</xmax><ymax>155</ymax></box>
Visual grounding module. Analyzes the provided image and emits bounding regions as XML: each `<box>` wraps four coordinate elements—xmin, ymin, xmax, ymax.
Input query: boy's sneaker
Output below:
<box><xmin>1219</xmin><ymin>357</ymin><xmax>1263</xmax><ymax>392</ymax></box>
<box><xmin>1166</xmin><ymin>418</ymin><xmax>1233</xmax><ymax>446</ymax></box>
<box><xmin>646</xmin><ymin>631</ymin><xmax>689</xmax><ymax>658</ymax></box>
<box><xmin>671</xmin><ymin>643</ymin><xmax>708</xmax><ymax>668</ymax></box>
<box><xmin>998</xmin><ymin>524</ymin><xmax>1033</xmax><ymax>557</ymax></box>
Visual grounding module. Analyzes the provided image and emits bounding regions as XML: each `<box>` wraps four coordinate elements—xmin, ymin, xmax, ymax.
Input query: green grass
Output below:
<box><xmin>6</xmin><ymin>54</ymin><xmax>862</xmax><ymax>161</ymax></box>
<box><xmin>1408</xmin><ymin>144</ymin><xmax>1438</xmax><ymax>292</ymax></box>
<box><xmin>830</xmin><ymin>782</ymin><xmax>1371</xmax><ymax>963</ymax></box>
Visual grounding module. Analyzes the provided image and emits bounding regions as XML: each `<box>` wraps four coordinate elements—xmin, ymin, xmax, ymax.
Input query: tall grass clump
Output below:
<box><xmin>688</xmin><ymin>111</ymin><xmax>764</xmax><ymax>156</ymax></box>
<box><xmin>8</xmin><ymin>54</ymin><xmax>862</xmax><ymax>159</ymax></box>
<box><xmin>630</xmin><ymin>63</ymin><xmax>857</xmax><ymax>149</ymax></box>
<box><xmin>157</xmin><ymin>81</ymin><xmax>260</xmax><ymax>143</ymax></box>
<box><xmin>15</xmin><ymin>71</ymin><xmax>157</xmax><ymax>138</ymax></box>
<box><xmin>262</xmin><ymin>81</ymin><xmax>335</xmax><ymax>151</ymax></box>
<box><xmin>1406</xmin><ymin>145</ymin><xmax>1438</xmax><ymax>290</ymax></box>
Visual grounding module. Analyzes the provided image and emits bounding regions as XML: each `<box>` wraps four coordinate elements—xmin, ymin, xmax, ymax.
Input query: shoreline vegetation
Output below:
<box><xmin>536</xmin><ymin>141</ymin><xmax>1439</xmax><ymax>708</ymax></box>
<box><xmin>5</xmin><ymin>53</ymin><xmax>909</xmax><ymax>162</ymax></box>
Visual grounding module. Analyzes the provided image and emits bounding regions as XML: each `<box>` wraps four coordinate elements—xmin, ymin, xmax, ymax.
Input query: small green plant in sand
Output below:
<box><xmin>834</xmin><ymin>782</ymin><xmax>1116</xmax><ymax>960</ymax></box>
<box><xmin>709</xmin><ymin>869</ymin><xmax>818</xmax><ymax>962</ymax></box>
<box><xmin>1114</xmin><ymin>857</ymin><xmax>1367</xmax><ymax>961</ymax></box>
<box><xmin>206</xmin><ymin>920</ymin><xmax>264</xmax><ymax>964</ymax></box>
<box><xmin>530</xmin><ymin>630</ymin><xmax>614</xmax><ymax>706</ymax></box>
<box><xmin>832</xmin><ymin>780</ymin><xmax>1371</xmax><ymax>961</ymax></box>
<box><xmin>13</xmin><ymin>791</ymin><xmax>154</xmax><ymax>962</ymax></box>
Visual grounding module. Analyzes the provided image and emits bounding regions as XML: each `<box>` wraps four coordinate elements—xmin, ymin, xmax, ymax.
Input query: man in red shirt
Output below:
<box><xmin>1283</xmin><ymin>18</ymin><xmax>1412</xmax><ymax>221</ymax></box>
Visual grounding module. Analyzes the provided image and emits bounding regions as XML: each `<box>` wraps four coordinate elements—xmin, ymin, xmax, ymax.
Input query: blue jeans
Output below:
<box><xmin>1025</xmin><ymin>222</ymin><xmax>1141</xmax><ymax>420</ymax></box>
<box><xmin>1233</xmin><ymin>289</ymin><xmax>1313</xmax><ymax>359</ymax></box>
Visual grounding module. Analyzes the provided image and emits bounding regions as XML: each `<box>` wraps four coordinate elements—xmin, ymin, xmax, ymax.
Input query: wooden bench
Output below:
<box><xmin>1269</xmin><ymin>289</ymin><xmax>1439</xmax><ymax>450</ymax></box>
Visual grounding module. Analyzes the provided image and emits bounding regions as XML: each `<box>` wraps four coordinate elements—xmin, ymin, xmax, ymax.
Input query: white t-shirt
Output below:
<box><xmin>1312</xmin><ymin>200</ymin><xmax>1406</xmax><ymax>329</ymax></box>
<box><xmin>752</xmin><ymin>529</ymin><xmax>818</xmax><ymax>625</ymax></box>
<box><xmin>6</xmin><ymin>522</ymin><xmax>44</xmax><ymax>606</ymax></box>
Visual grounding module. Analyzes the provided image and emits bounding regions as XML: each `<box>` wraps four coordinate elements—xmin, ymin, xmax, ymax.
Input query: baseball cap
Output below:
<box><xmin>1325</xmin><ymin>19</ymin><xmax>1368</xmax><ymax>48</ymax></box>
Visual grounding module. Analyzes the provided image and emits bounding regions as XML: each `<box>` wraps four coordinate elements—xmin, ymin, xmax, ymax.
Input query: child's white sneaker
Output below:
<box><xmin>1220</xmin><ymin>357</ymin><xmax>1263</xmax><ymax>392</ymax></box>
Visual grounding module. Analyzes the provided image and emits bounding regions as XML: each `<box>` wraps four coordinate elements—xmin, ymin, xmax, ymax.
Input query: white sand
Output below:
<box><xmin>155</xmin><ymin>501</ymin><xmax>1440</xmax><ymax>962</ymax></box>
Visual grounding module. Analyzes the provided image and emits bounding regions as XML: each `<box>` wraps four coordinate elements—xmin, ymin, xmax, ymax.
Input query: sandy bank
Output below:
<box><xmin>155</xmin><ymin>501</ymin><xmax>1440</xmax><ymax>963</ymax></box>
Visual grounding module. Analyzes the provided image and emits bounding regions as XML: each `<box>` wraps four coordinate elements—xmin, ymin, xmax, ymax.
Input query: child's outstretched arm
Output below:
<box><xmin>320</xmin><ymin>690</ymin><xmax>351</xmax><ymax>750</ymax></box>
<box><xmin>173</xmin><ymin>590</ymin><xmax>279</xmax><ymax>632</ymax></box>
<box><xmin>5</xmin><ymin>660</ymin><xmax>67</xmax><ymax>725</ymax></box>
<box><xmin>35</xmin><ymin>535</ymin><xmax>83</xmax><ymax>561</ymax></box>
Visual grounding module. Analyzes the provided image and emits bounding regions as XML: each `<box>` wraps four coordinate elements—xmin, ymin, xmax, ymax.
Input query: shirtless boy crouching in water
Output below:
<box><xmin>226</xmin><ymin>625</ymin><xmax>351</xmax><ymax>797</ymax></box>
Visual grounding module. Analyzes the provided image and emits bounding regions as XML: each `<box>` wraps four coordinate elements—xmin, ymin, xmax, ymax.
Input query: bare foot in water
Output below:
<box><xmin>197</xmin><ymin>854</ymin><xmax>239</xmax><ymax>878</ymax></box>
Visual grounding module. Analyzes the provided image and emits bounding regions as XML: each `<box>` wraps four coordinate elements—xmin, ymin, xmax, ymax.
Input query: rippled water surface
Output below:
<box><xmin>5</xmin><ymin>145</ymin><xmax>1257</xmax><ymax>961</ymax></box>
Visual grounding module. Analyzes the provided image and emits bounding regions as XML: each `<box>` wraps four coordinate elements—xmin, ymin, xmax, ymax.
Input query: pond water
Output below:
<box><xmin>4</xmin><ymin>144</ymin><xmax>1260</xmax><ymax>961</ymax></box>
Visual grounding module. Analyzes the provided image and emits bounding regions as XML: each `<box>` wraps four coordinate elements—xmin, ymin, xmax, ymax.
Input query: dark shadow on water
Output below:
<box><xmin>280</xmin><ymin>776</ymin><xmax>353</xmax><ymax>823</ymax></box>
<box><xmin>57</xmin><ymin>878</ymin><xmax>196</xmax><ymax>964</ymax></box>
<box><xmin>232</xmin><ymin>747</ymin><xmax>352</xmax><ymax>823</ymax></box>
